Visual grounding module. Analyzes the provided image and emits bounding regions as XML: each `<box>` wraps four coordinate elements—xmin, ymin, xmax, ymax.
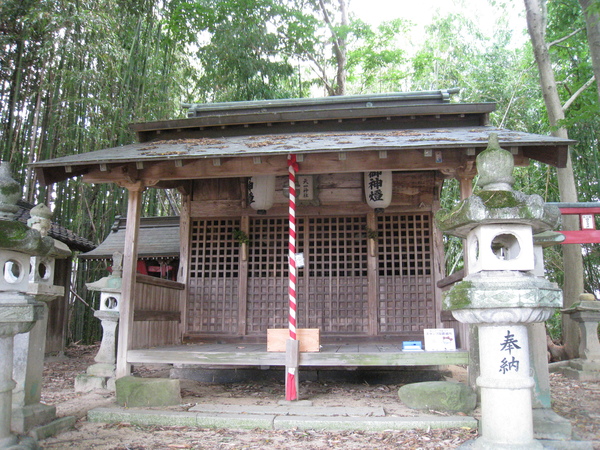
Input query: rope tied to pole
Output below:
<box><xmin>286</xmin><ymin>154</ymin><xmax>299</xmax><ymax>400</ymax></box>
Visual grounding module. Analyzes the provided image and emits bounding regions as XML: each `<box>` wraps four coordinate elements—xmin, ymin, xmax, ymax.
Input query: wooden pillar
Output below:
<box><xmin>116</xmin><ymin>183</ymin><xmax>144</xmax><ymax>379</ymax></box>
<box><xmin>178</xmin><ymin>192</ymin><xmax>191</xmax><ymax>340</ymax></box>
<box><xmin>432</xmin><ymin>173</ymin><xmax>446</xmax><ymax>328</ymax></box>
<box><xmin>366</xmin><ymin>210</ymin><xmax>378</xmax><ymax>336</ymax></box>
<box><xmin>238</xmin><ymin>215</ymin><xmax>249</xmax><ymax>336</ymax></box>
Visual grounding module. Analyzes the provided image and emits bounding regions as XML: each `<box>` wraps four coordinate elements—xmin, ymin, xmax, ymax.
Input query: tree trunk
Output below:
<box><xmin>579</xmin><ymin>0</ymin><xmax>600</xmax><ymax>103</ymax></box>
<box><xmin>318</xmin><ymin>0</ymin><xmax>348</xmax><ymax>96</ymax></box>
<box><xmin>524</xmin><ymin>0</ymin><xmax>584</xmax><ymax>358</ymax></box>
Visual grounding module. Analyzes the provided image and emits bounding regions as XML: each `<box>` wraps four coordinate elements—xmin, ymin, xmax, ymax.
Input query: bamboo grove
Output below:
<box><xmin>1</xmin><ymin>0</ymin><xmax>599</xmax><ymax>344</ymax></box>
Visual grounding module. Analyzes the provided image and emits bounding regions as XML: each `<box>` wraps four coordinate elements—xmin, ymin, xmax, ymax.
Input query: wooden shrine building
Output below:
<box><xmin>32</xmin><ymin>90</ymin><xmax>573</xmax><ymax>378</ymax></box>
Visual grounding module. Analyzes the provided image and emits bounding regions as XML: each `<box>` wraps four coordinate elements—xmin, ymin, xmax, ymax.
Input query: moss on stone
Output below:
<box><xmin>0</xmin><ymin>220</ymin><xmax>54</xmax><ymax>254</ymax></box>
<box><xmin>478</xmin><ymin>190</ymin><xmax>522</xmax><ymax>209</ymax></box>
<box><xmin>0</xmin><ymin>221</ymin><xmax>30</xmax><ymax>247</ymax></box>
<box><xmin>444</xmin><ymin>281</ymin><xmax>474</xmax><ymax>310</ymax></box>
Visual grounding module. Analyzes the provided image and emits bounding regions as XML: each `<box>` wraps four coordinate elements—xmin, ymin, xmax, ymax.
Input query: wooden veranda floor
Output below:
<box><xmin>127</xmin><ymin>343</ymin><xmax>468</xmax><ymax>368</ymax></box>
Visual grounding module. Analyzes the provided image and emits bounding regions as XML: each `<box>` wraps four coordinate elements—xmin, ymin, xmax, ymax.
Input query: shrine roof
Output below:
<box><xmin>31</xmin><ymin>90</ymin><xmax>575</xmax><ymax>186</ymax></box>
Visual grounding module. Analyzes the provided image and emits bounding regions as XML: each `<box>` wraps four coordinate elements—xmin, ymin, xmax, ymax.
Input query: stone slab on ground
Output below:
<box><xmin>115</xmin><ymin>376</ymin><xmax>181</xmax><ymax>407</ymax></box>
<box><xmin>559</xmin><ymin>360</ymin><xmax>600</xmax><ymax>382</ymax></box>
<box><xmin>89</xmin><ymin>408</ymin><xmax>275</xmax><ymax>429</ymax></box>
<box><xmin>398</xmin><ymin>381</ymin><xmax>477</xmax><ymax>414</ymax></box>
<box><xmin>273</xmin><ymin>415</ymin><xmax>478</xmax><ymax>432</ymax></box>
<box><xmin>11</xmin><ymin>403</ymin><xmax>57</xmax><ymax>434</ymax></box>
<box><xmin>189</xmin><ymin>403</ymin><xmax>385</xmax><ymax>417</ymax></box>
<box><xmin>28</xmin><ymin>416</ymin><xmax>76</xmax><ymax>441</ymax></box>
<box><xmin>87</xmin><ymin>406</ymin><xmax>477</xmax><ymax>432</ymax></box>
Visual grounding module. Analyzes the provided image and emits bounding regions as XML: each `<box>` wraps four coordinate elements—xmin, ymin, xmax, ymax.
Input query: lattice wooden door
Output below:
<box><xmin>246</xmin><ymin>216</ymin><xmax>369</xmax><ymax>336</ymax></box>
<box><xmin>377</xmin><ymin>213</ymin><xmax>435</xmax><ymax>334</ymax></box>
<box><xmin>302</xmin><ymin>216</ymin><xmax>369</xmax><ymax>334</ymax></box>
<box><xmin>246</xmin><ymin>217</ymin><xmax>291</xmax><ymax>334</ymax></box>
<box><xmin>187</xmin><ymin>219</ymin><xmax>240</xmax><ymax>334</ymax></box>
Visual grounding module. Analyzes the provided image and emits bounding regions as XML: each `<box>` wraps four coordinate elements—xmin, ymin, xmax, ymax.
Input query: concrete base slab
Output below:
<box><xmin>189</xmin><ymin>403</ymin><xmax>385</xmax><ymax>417</ymax></box>
<box><xmin>88</xmin><ymin>405</ymin><xmax>477</xmax><ymax>432</ymax></box>
<box><xmin>89</xmin><ymin>408</ymin><xmax>274</xmax><ymax>429</ymax></box>
<box><xmin>277</xmin><ymin>400</ymin><xmax>313</xmax><ymax>407</ymax></box>
<box><xmin>11</xmin><ymin>403</ymin><xmax>56</xmax><ymax>434</ymax></box>
<box><xmin>274</xmin><ymin>415</ymin><xmax>477</xmax><ymax>432</ymax></box>
<box><xmin>558</xmin><ymin>366</ymin><xmax>600</xmax><ymax>382</ymax></box>
<box><xmin>533</xmin><ymin>409</ymin><xmax>572</xmax><ymax>441</ymax></box>
<box><xmin>539</xmin><ymin>440</ymin><xmax>594</xmax><ymax>449</ymax></box>
<box><xmin>116</xmin><ymin>376</ymin><xmax>181</xmax><ymax>407</ymax></box>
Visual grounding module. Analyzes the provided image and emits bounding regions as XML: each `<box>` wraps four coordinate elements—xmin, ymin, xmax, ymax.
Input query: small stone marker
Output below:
<box><xmin>398</xmin><ymin>381</ymin><xmax>476</xmax><ymax>414</ymax></box>
<box><xmin>116</xmin><ymin>376</ymin><xmax>181</xmax><ymax>407</ymax></box>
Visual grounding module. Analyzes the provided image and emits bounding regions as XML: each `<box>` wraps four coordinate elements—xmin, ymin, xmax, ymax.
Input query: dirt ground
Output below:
<box><xmin>37</xmin><ymin>344</ymin><xmax>600</xmax><ymax>449</ymax></box>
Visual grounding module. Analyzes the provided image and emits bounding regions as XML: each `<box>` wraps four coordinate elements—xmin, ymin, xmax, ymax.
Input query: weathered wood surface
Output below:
<box><xmin>189</xmin><ymin>172</ymin><xmax>436</xmax><ymax>217</ymax></box>
<box><xmin>78</xmin><ymin>144</ymin><xmax>533</xmax><ymax>187</ymax></box>
<box><xmin>116</xmin><ymin>185</ymin><xmax>142</xmax><ymax>378</ymax></box>
<box><xmin>267</xmin><ymin>329</ymin><xmax>320</xmax><ymax>352</ymax></box>
<box><xmin>131</xmin><ymin>274</ymin><xmax>185</xmax><ymax>349</ymax></box>
<box><xmin>127</xmin><ymin>343</ymin><xmax>469</xmax><ymax>367</ymax></box>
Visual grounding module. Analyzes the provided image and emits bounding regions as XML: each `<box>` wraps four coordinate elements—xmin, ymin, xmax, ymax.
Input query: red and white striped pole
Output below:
<box><xmin>286</xmin><ymin>154</ymin><xmax>299</xmax><ymax>401</ymax></box>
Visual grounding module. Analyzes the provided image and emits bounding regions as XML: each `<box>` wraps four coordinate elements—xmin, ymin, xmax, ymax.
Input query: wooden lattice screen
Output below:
<box><xmin>246</xmin><ymin>217</ymin><xmax>290</xmax><ymax>334</ymax></box>
<box><xmin>377</xmin><ymin>213</ymin><xmax>435</xmax><ymax>333</ymax></box>
<box><xmin>187</xmin><ymin>218</ymin><xmax>240</xmax><ymax>334</ymax></box>
<box><xmin>302</xmin><ymin>216</ymin><xmax>369</xmax><ymax>334</ymax></box>
<box><xmin>187</xmin><ymin>213</ymin><xmax>434</xmax><ymax>338</ymax></box>
<box><xmin>246</xmin><ymin>216</ymin><xmax>369</xmax><ymax>335</ymax></box>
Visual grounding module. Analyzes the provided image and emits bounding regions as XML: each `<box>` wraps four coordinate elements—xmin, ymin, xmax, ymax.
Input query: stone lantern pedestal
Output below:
<box><xmin>0</xmin><ymin>162</ymin><xmax>57</xmax><ymax>447</ymax></box>
<box><xmin>75</xmin><ymin>253</ymin><xmax>122</xmax><ymax>392</ymax></box>
<box><xmin>559</xmin><ymin>293</ymin><xmax>600</xmax><ymax>381</ymax></box>
<box><xmin>437</xmin><ymin>134</ymin><xmax>563</xmax><ymax>449</ymax></box>
<box><xmin>11</xmin><ymin>204</ymin><xmax>72</xmax><ymax>434</ymax></box>
<box><xmin>0</xmin><ymin>298</ymin><xmax>43</xmax><ymax>449</ymax></box>
<box><xmin>0</xmin><ymin>162</ymin><xmax>76</xmax><ymax>447</ymax></box>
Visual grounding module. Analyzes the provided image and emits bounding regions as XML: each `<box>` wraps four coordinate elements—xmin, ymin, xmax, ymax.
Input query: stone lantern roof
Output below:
<box><xmin>436</xmin><ymin>133</ymin><xmax>561</xmax><ymax>237</ymax></box>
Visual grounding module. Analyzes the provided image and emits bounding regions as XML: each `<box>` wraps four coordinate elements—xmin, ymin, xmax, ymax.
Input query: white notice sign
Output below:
<box><xmin>424</xmin><ymin>328</ymin><xmax>456</xmax><ymax>351</ymax></box>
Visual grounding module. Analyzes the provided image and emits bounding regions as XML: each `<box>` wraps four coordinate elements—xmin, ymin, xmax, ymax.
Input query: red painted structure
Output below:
<box><xmin>552</xmin><ymin>203</ymin><xmax>600</xmax><ymax>244</ymax></box>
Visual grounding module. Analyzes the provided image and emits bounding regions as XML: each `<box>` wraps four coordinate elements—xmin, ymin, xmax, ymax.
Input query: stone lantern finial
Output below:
<box><xmin>475</xmin><ymin>133</ymin><xmax>515</xmax><ymax>191</ymax></box>
<box><xmin>28</xmin><ymin>203</ymin><xmax>53</xmax><ymax>237</ymax></box>
<box><xmin>0</xmin><ymin>161</ymin><xmax>21</xmax><ymax>220</ymax></box>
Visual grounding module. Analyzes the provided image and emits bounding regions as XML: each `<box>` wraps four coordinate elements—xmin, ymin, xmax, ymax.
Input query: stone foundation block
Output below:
<box><xmin>87</xmin><ymin>363</ymin><xmax>115</xmax><ymax>378</ymax></box>
<box><xmin>398</xmin><ymin>381</ymin><xmax>477</xmax><ymax>414</ymax></box>
<box><xmin>75</xmin><ymin>374</ymin><xmax>107</xmax><ymax>392</ymax></box>
<box><xmin>116</xmin><ymin>376</ymin><xmax>181</xmax><ymax>407</ymax></box>
<box><xmin>11</xmin><ymin>403</ymin><xmax>57</xmax><ymax>434</ymax></box>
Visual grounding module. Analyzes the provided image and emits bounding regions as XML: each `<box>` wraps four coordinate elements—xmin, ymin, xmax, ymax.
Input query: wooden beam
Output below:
<box><xmin>134</xmin><ymin>310</ymin><xmax>181</xmax><ymax>321</ymax></box>
<box><xmin>126</xmin><ymin>348</ymin><xmax>469</xmax><ymax>366</ymax></box>
<box><xmin>80</xmin><ymin>149</ymin><xmax>502</xmax><ymax>185</ymax></box>
<box><xmin>190</xmin><ymin>201</ymin><xmax>431</xmax><ymax>218</ymax></box>
<box><xmin>116</xmin><ymin>184</ymin><xmax>144</xmax><ymax>379</ymax></box>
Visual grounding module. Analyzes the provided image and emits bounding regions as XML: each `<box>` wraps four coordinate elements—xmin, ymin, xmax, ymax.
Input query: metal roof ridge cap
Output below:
<box><xmin>181</xmin><ymin>89</ymin><xmax>461</xmax><ymax>111</ymax></box>
<box><xmin>130</xmin><ymin>102</ymin><xmax>496</xmax><ymax>132</ymax></box>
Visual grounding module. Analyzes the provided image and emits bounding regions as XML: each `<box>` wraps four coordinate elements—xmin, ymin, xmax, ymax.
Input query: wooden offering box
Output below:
<box><xmin>267</xmin><ymin>329</ymin><xmax>320</xmax><ymax>352</ymax></box>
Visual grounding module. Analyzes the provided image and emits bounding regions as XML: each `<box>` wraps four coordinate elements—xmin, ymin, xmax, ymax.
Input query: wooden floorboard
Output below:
<box><xmin>127</xmin><ymin>343</ymin><xmax>468</xmax><ymax>367</ymax></box>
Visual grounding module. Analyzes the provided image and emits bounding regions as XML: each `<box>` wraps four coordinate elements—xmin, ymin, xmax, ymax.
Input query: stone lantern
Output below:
<box><xmin>0</xmin><ymin>162</ymin><xmax>51</xmax><ymax>448</ymax></box>
<box><xmin>11</xmin><ymin>203</ymin><xmax>72</xmax><ymax>435</ymax></box>
<box><xmin>75</xmin><ymin>252</ymin><xmax>122</xmax><ymax>392</ymax></box>
<box><xmin>436</xmin><ymin>134</ymin><xmax>563</xmax><ymax>449</ymax></box>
